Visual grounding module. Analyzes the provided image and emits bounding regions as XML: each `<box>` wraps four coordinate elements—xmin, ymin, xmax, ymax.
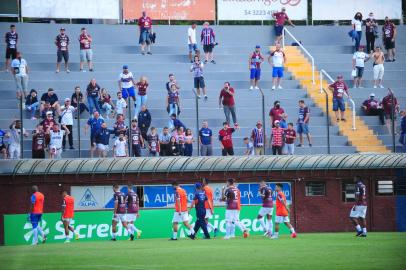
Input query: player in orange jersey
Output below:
<box><xmin>201</xmin><ymin>178</ymin><xmax>218</xmax><ymax>237</ymax></box>
<box><xmin>29</xmin><ymin>185</ymin><xmax>47</xmax><ymax>245</ymax></box>
<box><xmin>170</xmin><ymin>181</ymin><xmax>195</xmax><ymax>240</ymax></box>
<box><xmin>271</xmin><ymin>183</ymin><xmax>296</xmax><ymax>239</ymax></box>
<box><xmin>61</xmin><ymin>191</ymin><xmax>78</xmax><ymax>243</ymax></box>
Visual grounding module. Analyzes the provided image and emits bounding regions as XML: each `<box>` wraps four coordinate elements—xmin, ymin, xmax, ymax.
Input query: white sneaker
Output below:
<box><xmin>271</xmin><ymin>85</ymin><xmax>276</xmax><ymax>90</ymax></box>
<box><xmin>223</xmin><ymin>236</ymin><xmax>230</xmax><ymax>240</ymax></box>
<box><xmin>64</xmin><ymin>239</ymin><xmax>71</xmax><ymax>243</ymax></box>
<box><xmin>249</xmin><ymin>86</ymin><xmax>254</xmax><ymax>90</ymax></box>
<box><xmin>197</xmin><ymin>95</ymin><xmax>201</xmax><ymax>99</ymax></box>
<box><xmin>66</xmin><ymin>69</ymin><xmax>70</xmax><ymax>73</ymax></box>
<box><xmin>254</xmin><ymin>86</ymin><xmax>259</xmax><ymax>90</ymax></box>
<box><xmin>379</xmin><ymin>85</ymin><xmax>384</xmax><ymax>88</ymax></box>
<box><xmin>278</xmin><ymin>85</ymin><xmax>283</xmax><ymax>89</ymax></box>
<box><xmin>270</xmin><ymin>235</ymin><xmax>279</xmax><ymax>239</ymax></box>
<box><xmin>55</xmin><ymin>69</ymin><xmax>60</xmax><ymax>73</ymax></box>
<box><xmin>373</xmin><ymin>85</ymin><xmax>377</xmax><ymax>88</ymax></box>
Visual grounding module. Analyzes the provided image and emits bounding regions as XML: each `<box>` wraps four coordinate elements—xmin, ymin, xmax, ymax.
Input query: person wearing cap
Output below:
<box><xmin>268</xmin><ymin>43</ymin><xmax>286</xmax><ymax>90</ymax></box>
<box><xmin>201</xmin><ymin>22</ymin><xmax>216</xmax><ymax>64</ymax></box>
<box><xmin>370</xmin><ymin>46</ymin><xmax>385</xmax><ymax>88</ymax></box>
<box><xmin>219</xmin><ymin>122</ymin><xmax>236</xmax><ymax>156</ymax></box>
<box><xmin>55</xmin><ymin>27</ymin><xmax>70</xmax><ymax>73</ymax></box>
<box><xmin>47</xmin><ymin>124</ymin><xmax>70</xmax><ymax>159</ymax></box>
<box><xmin>352</xmin><ymin>45</ymin><xmax>369</xmax><ymax>88</ymax></box>
<box><xmin>269</xmin><ymin>100</ymin><xmax>285</xmax><ymax>128</ymax></box>
<box><xmin>249</xmin><ymin>45</ymin><xmax>264</xmax><ymax>90</ymax></box>
<box><xmin>188</xmin><ymin>22</ymin><xmax>200</xmax><ymax>63</ymax></box>
<box><xmin>297</xmin><ymin>100</ymin><xmax>312</xmax><ymax>147</ymax></box>
<box><xmin>41</xmin><ymin>110</ymin><xmax>57</xmax><ymax>135</ymax></box>
<box><xmin>118</xmin><ymin>65</ymin><xmax>137</xmax><ymax>110</ymax></box>
<box><xmin>328</xmin><ymin>75</ymin><xmax>350</xmax><ymax>122</ymax></box>
<box><xmin>251</xmin><ymin>121</ymin><xmax>265</xmax><ymax>155</ymax></box>
<box><xmin>4</xmin><ymin>24</ymin><xmax>18</xmax><ymax>72</ymax></box>
<box><xmin>60</xmin><ymin>98</ymin><xmax>76</xmax><ymax>150</ymax></box>
<box><xmin>40</xmin><ymin>88</ymin><xmax>60</xmax><ymax>117</ymax></box>
<box><xmin>95</xmin><ymin>122</ymin><xmax>114</xmax><ymax>158</ymax></box>
<box><xmin>219</xmin><ymin>82</ymin><xmax>238</xmax><ymax>128</ymax></box>
<box><xmin>272</xmin><ymin>7</ymin><xmax>295</xmax><ymax>44</ymax></box>
<box><xmin>382</xmin><ymin>17</ymin><xmax>396</xmax><ymax>62</ymax></box>
<box><xmin>365</xmin><ymin>12</ymin><xmax>378</xmax><ymax>53</ymax></box>
<box><xmin>351</xmin><ymin>12</ymin><xmax>363</xmax><ymax>52</ymax></box>
<box><xmin>362</xmin><ymin>93</ymin><xmax>385</xmax><ymax>125</ymax></box>
<box><xmin>130</xmin><ymin>118</ymin><xmax>144</xmax><ymax>157</ymax></box>
<box><xmin>189</xmin><ymin>183</ymin><xmax>212</xmax><ymax>240</ymax></box>
<box><xmin>138</xmin><ymin>11</ymin><xmax>153</xmax><ymax>55</ymax></box>
<box><xmin>270</xmin><ymin>120</ymin><xmax>284</xmax><ymax>155</ymax></box>
<box><xmin>79</xmin><ymin>27</ymin><xmax>93</xmax><ymax>72</ymax></box>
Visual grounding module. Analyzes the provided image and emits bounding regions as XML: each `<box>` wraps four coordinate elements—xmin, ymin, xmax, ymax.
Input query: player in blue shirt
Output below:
<box><xmin>190</xmin><ymin>183</ymin><xmax>213</xmax><ymax>239</ymax></box>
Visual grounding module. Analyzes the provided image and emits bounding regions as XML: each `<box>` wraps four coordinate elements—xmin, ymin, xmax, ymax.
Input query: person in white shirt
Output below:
<box><xmin>352</xmin><ymin>45</ymin><xmax>369</xmax><ymax>88</ymax></box>
<box><xmin>60</xmin><ymin>98</ymin><xmax>76</xmax><ymax>150</ymax></box>
<box><xmin>118</xmin><ymin>65</ymin><xmax>137</xmax><ymax>108</ymax></box>
<box><xmin>352</xmin><ymin>12</ymin><xmax>363</xmax><ymax>52</ymax></box>
<box><xmin>113</xmin><ymin>133</ymin><xmax>128</xmax><ymax>158</ymax></box>
<box><xmin>7</xmin><ymin>120</ymin><xmax>28</xmax><ymax>159</ymax></box>
<box><xmin>11</xmin><ymin>51</ymin><xmax>29</xmax><ymax>98</ymax></box>
<box><xmin>268</xmin><ymin>43</ymin><xmax>286</xmax><ymax>90</ymax></box>
<box><xmin>243</xmin><ymin>137</ymin><xmax>255</xmax><ymax>156</ymax></box>
<box><xmin>48</xmin><ymin>124</ymin><xmax>69</xmax><ymax>159</ymax></box>
<box><xmin>115</xmin><ymin>91</ymin><xmax>127</xmax><ymax>117</ymax></box>
<box><xmin>188</xmin><ymin>22</ymin><xmax>200</xmax><ymax>63</ymax></box>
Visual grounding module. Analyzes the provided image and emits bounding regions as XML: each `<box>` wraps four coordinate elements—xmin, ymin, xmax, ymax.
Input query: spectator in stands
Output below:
<box><xmin>113</xmin><ymin>114</ymin><xmax>127</xmax><ymax>137</ymax></box>
<box><xmin>370</xmin><ymin>46</ymin><xmax>385</xmax><ymax>88</ymax></box>
<box><xmin>135</xmin><ymin>76</ymin><xmax>149</xmax><ymax>116</ymax></box>
<box><xmin>8</xmin><ymin>120</ymin><xmax>28</xmax><ymax>159</ymax></box>
<box><xmin>219</xmin><ymin>122</ymin><xmax>235</xmax><ymax>156</ymax></box>
<box><xmin>170</xmin><ymin>113</ymin><xmax>186</xmax><ymax>132</ymax></box>
<box><xmin>184</xmin><ymin>128</ymin><xmax>194</xmax><ymax>157</ymax></box>
<box><xmin>99</xmin><ymin>88</ymin><xmax>114</xmax><ymax>120</ymax></box>
<box><xmin>251</xmin><ymin>121</ymin><xmax>265</xmax><ymax>155</ymax></box>
<box><xmin>55</xmin><ymin>27</ymin><xmax>70</xmax><ymax>73</ymax></box>
<box><xmin>201</xmin><ymin>22</ymin><xmax>216</xmax><ymax>64</ymax></box>
<box><xmin>268</xmin><ymin>43</ymin><xmax>286</xmax><ymax>90</ymax></box>
<box><xmin>362</xmin><ymin>93</ymin><xmax>385</xmax><ymax>125</ymax></box>
<box><xmin>352</xmin><ymin>45</ymin><xmax>369</xmax><ymax>88</ymax></box>
<box><xmin>32</xmin><ymin>124</ymin><xmax>46</xmax><ymax>159</ymax></box>
<box><xmin>297</xmin><ymin>100</ymin><xmax>312</xmax><ymax>147</ymax></box>
<box><xmin>40</xmin><ymin>88</ymin><xmax>60</xmax><ymax>117</ymax></box>
<box><xmin>351</xmin><ymin>12</ymin><xmax>363</xmax><ymax>52</ymax></box>
<box><xmin>0</xmin><ymin>128</ymin><xmax>7</xmax><ymax>159</ymax></box>
<box><xmin>199</xmin><ymin>121</ymin><xmax>213</xmax><ymax>156</ymax></box>
<box><xmin>25</xmin><ymin>89</ymin><xmax>39</xmax><ymax>120</ymax></box>
<box><xmin>365</xmin><ymin>12</ymin><xmax>378</xmax><ymax>53</ymax></box>
<box><xmin>284</xmin><ymin>123</ymin><xmax>296</xmax><ymax>155</ymax></box>
<box><xmin>269</xmin><ymin>100</ymin><xmax>285</xmax><ymax>128</ymax></box>
<box><xmin>270</xmin><ymin>120</ymin><xmax>284</xmax><ymax>155</ymax></box>
<box><xmin>48</xmin><ymin>124</ymin><xmax>69</xmax><ymax>159</ymax></box>
<box><xmin>279</xmin><ymin>113</ymin><xmax>288</xmax><ymax>129</ymax></box>
<box><xmin>168</xmin><ymin>136</ymin><xmax>180</xmax><ymax>156</ymax></box>
<box><xmin>86</xmin><ymin>78</ymin><xmax>101</xmax><ymax>113</ymax></box>
<box><xmin>382</xmin><ymin>90</ymin><xmax>400</xmax><ymax>135</ymax></box>
<box><xmin>167</xmin><ymin>84</ymin><xmax>180</xmax><ymax>126</ymax></box>
<box><xmin>115</xmin><ymin>91</ymin><xmax>127</xmax><ymax>117</ymax></box>
<box><xmin>60</xmin><ymin>98</ymin><xmax>75</xmax><ymax>150</ymax></box>
<box><xmin>41</xmin><ymin>111</ymin><xmax>57</xmax><ymax>134</ymax></box>
<box><xmin>11</xmin><ymin>51</ymin><xmax>29</xmax><ymax>98</ymax></box>
<box><xmin>129</xmin><ymin>119</ymin><xmax>144</xmax><ymax>157</ymax></box>
<box><xmin>138</xmin><ymin>105</ymin><xmax>151</xmax><ymax>140</ymax></box>
<box><xmin>188</xmin><ymin>22</ymin><xmax>200</xmax><ymax>63</ymax></box>
<box><xmin>174</xmin><ymin>127</ymin><xmax>185</xmax><ymax>156</ymax></box>
<box><xmin>382</xmin><ymin>17</ymin><xmax>396</xmax><ymax>62</ymax></box>
<box><xmin>113</xmin><ymin>133</ymin><xmax>128</xmax><ymax>158</ymax></box>
<box><xmin>159</xmin><ymin>127</ymin><xmax>171</xmax><ymax>156</ymax></box>
<box><xmin>166</xmin><ymin>73</ymin><xmax>180</xmax><ymax>94</ymax></box>
<box><xmin>79</xmin><ymin>27</ymin><xmax>93</xmax><ymax>72</ymax></box>
<box><xmin>138</xmin><ymin>11</ymin><xmax>153</xmax><ymax>55</ymax></box>
<box><xmin>4</xmin><ymin>24</ymin><xmax>18</xmax><ymax>72</ymax></box>
<box><xmin>71</xmin><ymin>86</ymin><xmax>89</xmax><ymax>117</ymax></box>
<box><xmin>272</xmin><ymin>7</ymin><xmax>295</xmax><ymax>44</ymax></box>
<box><xmin>219</xmin><ymin>82</ymin><xmax>238</xmax><ymax>127</ymax></box>
<box><xmin>118</xmin><ymin>65</ymin><xmax>137</xmax><ymax>109</ymax></box>
<box><xmin>328</xmin><ymin>75</ymin><xmax>350</xmax><ymax>122</ymax></box>
<box><xmin>40</xmin><ymin>102</ymin><xmax>55</xmax><ymax>120</ymax></box>
<box><xmin>243</xmin><ymin>137</ymin><xmax>254</xmax><ymax>156</ymax></box>
<box><xmin>85</xmin><ymin>111</ymin><xmax>104</xmax><ymax>158</ymax></box>
<box><xmin>147</xmin><ymin>127</ymin><xmax>160</xmax><ymax>156</ymax></box>
<box><xmin>95</xmin><ymin>122</ymin><xmax>114</xmax><ymax>158</ymax></box>
<box><xmin>400</xmin><ymin>111</ymin><xmax>406</xmax><ymax>152</ymax></box>
<box><xmin>249</xmin><ymin>45</ymin><xmax>264</xmax><ymax>90</ymax></box>
<box><xmin>191</xmin><ymin>55</ymin><xmax>207</xmax><ymax>99</ymax></box>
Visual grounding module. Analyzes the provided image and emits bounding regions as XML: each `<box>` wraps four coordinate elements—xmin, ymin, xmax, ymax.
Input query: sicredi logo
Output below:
<box><xmin>79</xmin><ymin>188</ymin><xmax>98</xmax><ymax>207</ymax></box>
<box><xmin>23</xmin><ymin>220</ymin><xmax>49</xmax><ymax>242</ymax></box>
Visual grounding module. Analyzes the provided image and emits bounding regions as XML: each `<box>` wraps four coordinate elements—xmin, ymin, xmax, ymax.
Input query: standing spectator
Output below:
<box><xmin>86</xmin><ymin>78</ymin><xmax>101</xmax><ymax>113</ymax></box>
<box><xmin>269</xmin><ymin>101</ymin><xmax>285</xmax><ymax>128</ymax></box>
<box><xmin>351</xmin><ymin>12</ymin><xmax>363</xmax><ymax>52</ymax></box>
<box><xmin>147</xmin><ymin>127</ymin><xmax>160</xmax><ymax>157</ymax></box>
<box><xmin>328</xmin><ymin>75</ymin><xmax>350</xmax><ymax>122</ymax></box>
<box><xmin>270</xmin><ymin>120</ymin><xmax>284</xmax><ymax>155</ymax></box>
<box><xmin>41</xmin><ymin>111</ymin><xmax>58</xmax><ymax>134</ymax></box>
<box><xmin>118</xmin><ymin>65</ymin><xmax>137</xmax><ymax>109</ymax></box>
<box><xmin>167</xmin><ymin>84</ymin><xmax>181</xmax><ymax>126</ymax></box>
<box><xmin>297</xmin><ymin>100</ymin><xmax>312</xmax><ymax>147</ymax></box>
<box><xmin>382</xmin><ymin>90</ymin><xmax>400</xmax><ymax>135</ymax></box>
<box><xmin>174</xmin><ymin>127</ymin><xmax>185</xmax><ymax>156</ymax></box>
<box><xmin>32</xmin><ymin>125</ymin><xmax>46</xmax><ymax>159</ymax></box>
<box><xmin>48</xmin><ymin>124</ymin><xmax>69</xmax><ymax>159</ymax></box>
<box><xmin>25</xmin><ymin>89</ymin><xmax>39</xmax><ymax>120</ymax></box>
<box><xmin>113</xmin><ymin>114</ymin><xmax>127</xmax><ymax>137</ymax></box>
<box><xmin>184</xmin><ymin>128</ymin><xmax>194</xmax><ymax>157</ymax></box>
<box><xmin>0</xmin><ymin>128</ymin><xmax>7</xmax><ymax>159</ymax></box>
<box><xmin>71</xmin><ymin>86</ymin><xmax>89</xmax><ymax>117</ymax></box>
<box><xmin>279</xmin><ymin>113</ymin><xmax>288</xmax><ymax>129</ymax></box>
<box><xmin>188</xmin><ymin>22</ymin><xmax>199</xmax><ymax>63</ymax></box>
<box><xmin>362</xmin><ymin>93</ymin><xmax>385</xmax><ymax>125</ymax></box>
<box><xmin>201</xmin><ymin>22</ymin><xmax>216</xmax><ymax>64</ymax></box>
<box><xmin>284</xmin><ymin>123</ymin><xmax>296</xmax><ymax>155</ymax></box>
<box><xmin>79</xmin><ymin>27</ymin><xmax>93</xmax><ymax>72</ymax></box>
<box><xmin>115</xmin><ymin>91</ymin><xmax>127</xmax><ymax>117</ymax></box>
<box><xmin>138</xmin><ymin>105</ymin><xmax>151</xmax><ymax>140</ymax></box>
<box><xmin>249</xmin><ymin>45</ymin><xmax>264</xmax><ymax>90</ymax></box>
<box><xmin>243</xmin><ymin>137</ymin><xmax>254</xmax><ymax>156</ymax></box>
<box><xmin>169</xmin><ymin>113</ymin><xmax>186</xmax><ymax>132</ymax></box>
<box><xmin>159</xmin><ymin>127</ymin><xmax>171</xmax><ymax>156</ymax></box>
<box><xmin>85</xmin><ymin>111</ymin><xmax>104</xmax><ymax>158</ymax></box>
<box><xmin>130</xmin><ymin>119</ymin><xmax>144</xmax><ymax>157</ymax></box>
<box><xmin>190</xmin><ymin>55</ymin><xmax>207</xmax><ymax>99</ymax></box>
<box><xmin>219</xmin><ymin>122</ymin><xmax>235</xmax><ymax>156</ymax></box>
<box><xmin>4</xmin><ymin>24</ymin><xmax>18</xmax><ymax>72</ymax></box>
<box><xmin>370</xmin><ymin>46</ymin><xmax>385</xmax><ymax>88</ymax></box>
<box><xmin>135</xmin><ymin>76</ymin><xmax>149</xmax><ymax>116</ymax></box>
<box><xmin>7</xmin><ymin>120</ymin><xmax>28</xmax><ymax>159</ymax></box>
<box><xmin>166</xmin><ymin>73</ymin><xmax>180</xmax><ymax>94</ymax></box>
<box><xmin>113</xmin><ymin>133</ymin><xmax>128</xmax><ymax>158</ymax></box>
<box><xmin>11</xmin><ymin>51</ymin><xmax>29</xmax><ymax>97</ymax></box>
<box><xmin>400</xmin><ymin>111</ymin><xmax>406</xmax><ymax>152</ymax></box>
<box><xmin>365</xmin><ymin>12</ymin><xmax>377</xmax><ymax>53</ymax></box>
<box><xmin>352</xmin><ymin>45</ymin><xmax>369</xmax><ymax>88</ymax></box>
<box><xmin>272</xmin><ymin>7</ymin><xmax>295</xmax><ymax>44</ymax></box>
<box><xmin>55</xmin><ymin>27</ymin><xmax>70</xmax><ymax>73</ymax></box>
<box><xmin>251</xmin><ymin>121</ymin><xmax>265</xmax><ymax>155</ymax></box>
<box><xmin>95</xmin><ymin>122</ymin><xmax>114</xmax><ymax>158</ymax></box>
<box><xmin>100</xmin><ymin>88</ymin><xmax>114</xmax><ymax>120</ymax></box>
<box><xmin>382</xmin><ymin>17</ymin><xmax>396</xmax><ymax>62</ymax></box>
<box><xmin>219</xmin><ymin>82</ymin><xmax>238</xmax><ymax>127</ymax></box>
<box><xmin>40</xmin><ymin>88</ymin><xmax>60</xmax><ymax>117</ymax></box>
<box><xmin>199</xmin><ymin>121</ymin><xmax>213</xmax><ymax>156</ymax></box>
<box><xmin>138</xmin><ymin>11</ymin><xmax>153</xmax><ymax>55</ymax></box>
<box><xmin>268</xmin><ymin>43</ymin><xmax>286</xmax><ymax>90</ymax></box>
<box><xmin>60</xmin><ymin>98</ymin><xmax>75</xmax><ymax>150</ymax></box>
<box><xmin>168</xmin><ymin>136</ymin><xmax>180</xmax><ymax>156</ymax></box>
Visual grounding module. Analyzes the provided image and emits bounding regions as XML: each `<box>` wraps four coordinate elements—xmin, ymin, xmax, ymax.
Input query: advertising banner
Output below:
<box><xmin>217</xmin><ymin>0</ymin><xmax>307</xmax><ymax>21</ymax></box>
<box><xmin>123</xmin><ymin>0</ymin><xmax>215</xmax><ymax>21</ymax></box>
<box><xmin>4</xmin><ymin>206</ymin><xmax>291</xmax><ymax>246</ymax></box>
<box><xmin>312</xmin><ymin>0</ymin><xmax>402</xmax><ymax>20</ymax></box>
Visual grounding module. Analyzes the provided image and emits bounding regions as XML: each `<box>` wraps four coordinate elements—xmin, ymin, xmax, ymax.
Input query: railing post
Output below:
<box><xmin>77</xmin><ymin>98</ymin><xmax>81</xmax><ymax>158</ymax></box>
<box><xmin>128</xmin><ymin>97</ymin><xmax>132</xmax><ymax>156</ymax></box>
<box><xmin>282</xmin><ymin>28</ymin><xmax>285</xmax><ymax>48</ymax></box>
<box><xmin>259</xmin><ymin>88</ymin><xmax>266</xmax><ymax>155</ymax></box>
<box><xmin>320</xmin><ymin>70</ymin><xmax>331</xmax><ymax>154</ymax></box>
<box><xmin>192</xmin><ymin>89</ymin><xmax>200</xmax><ymax>156</ymax></box>
<box><xmin>19</xmin><ymin>95</ymin><xmax>24</xmax><ymax>159</ymax></box>
<box><xmin>390</xmin><ymin>90</ymin><xmax>396</xmax><ymax>152</ymax></box>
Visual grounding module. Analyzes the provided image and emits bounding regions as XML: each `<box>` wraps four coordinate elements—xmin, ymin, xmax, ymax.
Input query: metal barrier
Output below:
<box><xmin>192</xmin><ymin>88</ymin><xmax>200</xmax><ymax>156</ymax></box>
<box><xmin>318</xmin><ymin>73</ymin><xmax>331</xmax><ymax>154</ymax></box>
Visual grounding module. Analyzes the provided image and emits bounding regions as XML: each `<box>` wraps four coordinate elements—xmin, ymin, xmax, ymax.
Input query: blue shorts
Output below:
<box><xmin>139</xmin><ymin>29</ymin><xmax>151</xmax><ymax>45</ymax></box>
<box><xmin>30</xmin><ymin>213</ymin><xmax>42</xmax><ymax>228</ymax></box>
<box><xmin>250</xmin><ymin>68</ymin><xmax>261</xmax><ymax>80</ymax></box>
<box><xmin>274</xmin><ymin>25</ymin><xmax>284</xmax><ymax>36</ymax></box>
<box><xmin>333</xmin><ymin>97</ymin><xmax>346</xmax><ymax>112</ymax></box>
<box><xmin>188</xmin><ymin>44</ymin><xmax>198</xmax><ymax>52</ymax></box>
<box><xmin>272</xmin><ymin>67</ymin><xmax>284</xmax><ymax>78</ymax></box>
<box><xmin>122</xmin><ymin>87</ymin><xmax>135</xmax><ymax>99</ymax></box>
<box><xmin>297</xmin><ymin>123</ymin><xmax>309</xmax><ymax>134</ymax></box>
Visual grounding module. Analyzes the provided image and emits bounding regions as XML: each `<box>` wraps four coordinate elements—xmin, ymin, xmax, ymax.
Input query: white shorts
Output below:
<box><xmin>172</xmin><ymin>212</ymin><xmax>189</xmax><ymax>223</ymax></box>
<box><xmin>205</xmin><ymin>209</ymin><xmax>213</xmax><ymax>219</ymax></box>
<box><xmin>275</xmin><ymin>215</ymin><xmax>290</xmax><ymax>224</ymax></box>
<box><xmin>258</xmin><ymin>207</ymin><xmax>274</xmax><ymax>217</ymax></box>
<box><xmin>225</xmin><ymin>209</ymin><xmax>240</xmax><ymax>223</ymax></box>
<box><xmin>49</xmin><ymin>145</ymin><xmax>62</xmax><ymax>158</ymax></box>
<box><xmin>126</xmin><ymin>213</ymin><xmax>138</xmax><ymax>222</ymax></box>
<box><xmin>373</xmin><ymin>64</ymin><xmax>384</xmax><ymax>80</ymax></box>
<box><xmin>62</xmin><ymin>218</ymin><xmax>72</xmax><ymax>223</ymax></box>
<box><xmin>97</xmin><ymin>144</ymin><xmax>109</xmax><ymax>152</ymax></box>
<box><xmin>112</xmin><ymin>213</ymin><xmax>127</xmax><ymax>223</ymax></box>
<box><xmin>349</xmin><ymin>205</ymin><xmax>367</xmax><ymax>219</ymax></box>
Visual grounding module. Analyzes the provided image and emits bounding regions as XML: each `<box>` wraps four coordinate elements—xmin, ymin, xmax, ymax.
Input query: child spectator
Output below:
<box><xmin>184</xmin><ymin>128</ymin><xmax>194</xmax><ymax>156</ymax></box>
<box><xmin>243</xmin><ymin>137</ymin><xmax>254</xmax><ymax>156</ymax></box>
<box><xmin>168</xmin><ymin>136</ymin><xmax>180</xmax><ymax>156</ymax></box>
<box><xmin>147</xmin><ymin>127</ymin><xmax>160</xmax><ymax>157</ymax></box>
<box><xmin>284</xmin><ymin>123</ymin><xmax>296</xmax><ymax>155</ymax></box>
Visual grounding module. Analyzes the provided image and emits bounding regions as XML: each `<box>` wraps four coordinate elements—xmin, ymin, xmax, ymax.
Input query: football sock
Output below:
<box><xmin>236</xmin><ymin>221</ymin><xmax>246</xmax><ymax>232</ymax></box>
<box><xmin>290</xmin><ymin>227</ymin><xmax>296</xmax><ymax>234</ymax></box>
<box><xmin>111</xmin><ymin>232</ymin><xmax>117</xmax><ymax>239</ymax></box>
<box><xmin>259</xmin><ymin>218</ymin><xmax>267</xmax><ymax>232</ymax></box>
<box><xmin>355</xmin><ymin>225</ymin><xmax>361</xmax><ymax>232</ymax></box>
<box><xmin>172</xmin><ymin>231</ymin><xmax>177</xmax><ymax>239</ymax></box>
<box><xmin>231</xmin><ymin>224</ymin><xmax>236</xmax><ymax>237</ymax></box>
<box><xmin>362</xmin><ymin>227</ymin><xmax>367</xmax><ymax>234</ymax></box>
<box><xmin>37</xmin><ymin>226</ymin><xmax>45</xmax><ymax>238</ymax></box>
<box><xmin>32</xmin><ymin>228</ymin><xmax>38</xmax><ymax>244</ymax></box>
<box><xmin>267</xmin><ymin>220</ymin><xmax>274</xmax><ymax>234</ymax></box>
<box><xmin>274</xmin><ymin>232</ymin><xmax>279</xmax><ymax>237</ymax></box>
<box><xmin>225</xmin><ymin>222</ymin><xmax>231</xmax><ymax>237</ymax></box>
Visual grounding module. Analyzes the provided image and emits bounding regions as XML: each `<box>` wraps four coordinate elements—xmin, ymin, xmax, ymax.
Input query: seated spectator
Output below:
<box><xmin>166</xmin><ymin>74</ymin><xmax>180</xmax><ymax>94</ymax></box>
<box><xmin>168</xmin><ymin>136</ymin><xmax>180</xmax><ymax>156</ymax></box>
<box><xmin>243</xmin><ymin>137</ymin><xmax>254</xmax><ymax>156</ymax></box>
<box><xmin>86</xmin><ymin>78</ymin><xmax>101</xmax><ymax>113</ymax></box>
<box><xmin>0</xmin><ymin>128</ymin><xmax>8</xmax><ymax>159</ymax></box>
<box><xmin>170</xmin><ymin>113</ymin><xmax>186</xmax><ymax>131</ymax></box>
<box><xmin>40</xmin><ymin>88</ymin><xmax>60</xmax><ymax>117</ymax></box>
<box><xmin>71</xmin><ymin>86</ymin><xmax>89</xmax><ymax>117</ymax></box>
<box><xmin>135</xmin><ymin>76</ymin><xmax>149</xmax><ymax>116</ymax></box>
<box><xmin>40</xmin><ymin>101</ymin><xmax>56</xmax><ymax>119</ymax></box>
<box><xmin>147</xmin><ymin>127</ymin><xmax>160</xmax><ymax>157</ymax></box>
<box><xmin>25</xmin><ymin>89</ymin><xmax>39</xmax><ymax>120</ymax></box>
<box><xmin>269</xmin><ymin>101</ymin><xmax>285</xmax><ymax>128</ymax></box>
<box><xmin>95</xmin><ymin>122</ymin><xmax>114</xmax><ymax>158</ymax></box>
<box><xmin>32</xmin><ymin>124</ymin><xmax>46</xmax><ymax>159</ymax></box>
<box><xmin>362</xmin><ymin>93</ymin><xmax>385</xmax><ymax>125</ymax></box>
<box><xmin>99</xmin><ymin>88</ymin><xmax>114</xmax><ymax>119</ymax></box>
<box><xmin>138</xmin><ymin>105</ymin><xmax>151</xmax><ymax>140</ymax></box>
<box><xmin>113</xmin><ymin>114</ymin><xmax>127</xmax><ymax>137</ymax></box>
<box><xmin>184</xmin><ymin>128</ymin><xmax>194</xmax><ymax>157</ymax></box>
<box><xmin>115</xmin><ymin>91</ymin><xmax>127</xmax><ymax>117</ymax></box>
<box><xmin>159</xmin><ymin>127</ymin><xmax>171</xmax><ymax>156</ymax></box>
<box><xmin>113</xmin><ymin>133</ymin><xmax>128</xmax><ymax>158</ymax></box>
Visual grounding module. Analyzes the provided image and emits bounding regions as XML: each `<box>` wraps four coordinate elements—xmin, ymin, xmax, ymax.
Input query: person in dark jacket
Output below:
<box><xmin>25</xmin><ymin>89</ymin><xmax>39</xmax><ymax>119</ymax></box>
<box><xmin>138</xmin><ymin>104</ymin><xmax>151</xmax><ymax>140</ymax></box>
<box><xmin>400</xmin><ymin>110</ymin><xmax>406</xmax><ymax>152</ymax></box>
<box><xmin>190</xmin><ymin>183</ymin><xmax>212</xmax><ymax>240</ymax></box>
<box><xmin>170</xmin><ymin>113</ymin><xmax>186</xmax><ymax>132</ymax></box>
<box><xmin>95</xmin><ymin>122</ymin><xmax>114</xmax><ymax>157</ymax></box>
<box><xmin>168</xmin><ymin>136</ymin><xmax>180</xmax><ymax>156</ymax></box>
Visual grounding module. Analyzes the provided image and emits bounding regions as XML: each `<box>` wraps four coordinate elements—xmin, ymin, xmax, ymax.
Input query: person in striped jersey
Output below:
<box><xmin>201</xmin><ymin>22</ymin><xmax>216</xmax><ymax>64</ymax></box>
<box><xmin>251</xmin><ymin>121</ymin><xmax>265</xmax><ymax>155</ymax></box>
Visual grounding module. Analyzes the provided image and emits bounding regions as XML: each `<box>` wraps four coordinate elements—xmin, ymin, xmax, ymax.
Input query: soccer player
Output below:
<box><xmin>126</xmin><ymin>185</ymin><xmax>142</xmax><ymax>240</ymax></box>
<box><xmin>272</xmin><ymin>184</ymin><xmax>297</xmax><ymax>239</ymax></box>
<box><xmin>201</xmin><ymin>178</ymin><xmax>218</xmax><ymax>237</ymax></box>
<box><xmin>349</xmin><ymin>176</ymin><xmax>368</xmax><ymax>237</ymax></box>
<box><xmin>171</xmin><ymin>181</ymin><xmax>194</xmax><ymax>240</ymax></box>
<box><xmin>29</xmin><ymin>185</ymin><xmax>47</xmax><ymax>245</ymax></box>
<box><xmin>189</xmin><ymin>183</ymin><xmax>212</xmax><ymax>240</ymax></box>
<box><xmin>257</xmin><ymin>180</ymin><xmax>274</xmax><ymax>237</ymax></box>
<box><xmin>61</xmin><ymin>191</ymin><xmax>78</xmax><ymax>243</ymax></box>
<box><xmin>111</xmin><ymin>184</ymin><xmax>129</xmax><ymax>241</ymax></box>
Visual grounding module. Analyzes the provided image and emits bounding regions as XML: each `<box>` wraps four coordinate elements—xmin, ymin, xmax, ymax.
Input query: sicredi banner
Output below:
<box><xmin>312</xmin><ymin>0</ymin><xmax>402</xmax><ymax>20</ymax></box>
<box><xmin>217</xmin><ymin>0</ymin><xmax>307</xmax><ymax>21</ymax></box>
<box><xmin>4</xmin><ymin>206</ymin><xmax>291</xmax><ymax>246</ymax></box>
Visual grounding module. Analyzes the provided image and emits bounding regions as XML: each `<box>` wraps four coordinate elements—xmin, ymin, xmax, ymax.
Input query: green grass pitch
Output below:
<box><xmin>0</xmin><ymin>233</ymin><xmax>405</xmax><ymax>270</ymax></box>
